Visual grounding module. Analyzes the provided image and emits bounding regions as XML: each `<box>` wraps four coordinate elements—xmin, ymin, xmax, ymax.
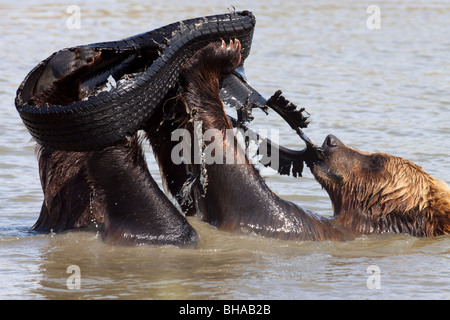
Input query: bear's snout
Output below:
<box><xmin>322</xmin><ymin>134</ymin><xmax>341</xmax><ymax>150</ymax></box>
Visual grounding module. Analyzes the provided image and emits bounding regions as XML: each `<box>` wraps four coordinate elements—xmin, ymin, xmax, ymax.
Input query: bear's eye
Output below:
<box><xmin>367</xmin><ymin>155</ymin><xmax>385</xmax><ymax>172</ymax></box>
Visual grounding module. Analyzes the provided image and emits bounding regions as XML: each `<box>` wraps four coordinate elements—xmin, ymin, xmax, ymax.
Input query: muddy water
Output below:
<box><xmin>0</xmin><ymin>0</ymin><xmax>449</xmax><ymax>299</ymax></box>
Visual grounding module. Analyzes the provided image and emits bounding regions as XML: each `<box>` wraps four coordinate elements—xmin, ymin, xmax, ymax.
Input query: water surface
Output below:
<box><xmin>0</xmin><ymin>0</ymin><xmax>449</xmax><ymax>300</ymax></box>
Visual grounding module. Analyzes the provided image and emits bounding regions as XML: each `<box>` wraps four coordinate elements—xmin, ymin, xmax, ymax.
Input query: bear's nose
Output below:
<box><xmin>323</xmin><ymin>134</ymin><xmax>340</xmax><ymax>149</ymax></box>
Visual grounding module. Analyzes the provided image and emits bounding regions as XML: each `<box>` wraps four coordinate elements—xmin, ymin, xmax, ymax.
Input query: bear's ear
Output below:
<box><xmin>363</xmin><ymin>154</ymin><xmax>386</xmax><ymax>172</ymax></box>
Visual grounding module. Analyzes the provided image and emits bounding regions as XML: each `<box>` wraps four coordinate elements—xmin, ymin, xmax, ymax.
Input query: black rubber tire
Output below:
<box><xmin>15</xmin><ymin>11</ymin><xmax>255</xmax><ymax>151</ymax></box>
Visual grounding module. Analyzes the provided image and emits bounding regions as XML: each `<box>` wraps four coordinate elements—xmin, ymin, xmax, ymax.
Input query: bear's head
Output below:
<box><xmin>311</xmin><ymin>134</ymin><xmax>450</xmax><ymax>236</ymax></box>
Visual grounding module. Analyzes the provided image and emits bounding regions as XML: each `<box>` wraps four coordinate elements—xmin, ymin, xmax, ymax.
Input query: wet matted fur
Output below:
<box><xmin>312</xmin><ymin>134</ymin><xmax>450</xmax><ymax>237</ymax></box>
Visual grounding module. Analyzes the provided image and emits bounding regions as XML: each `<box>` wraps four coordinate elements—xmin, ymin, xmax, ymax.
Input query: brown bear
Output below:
<box><xmin>33</xmin><ymin>135</ymin><xmax>198</xmax><ymax>246</ymax></box>
<box><xmin>28</xmin><ymin>58</ymin><xmax>198</xmax><ymax>246</ymax></box>
<box><xmin>146</xmin><ymin>40</ymin><xmax>353</xmax><ymax>241</ymax></box>
<box><xmin>312</xmin><ymin>134</ymin><xmax>450</xmax><ymax>237</ymax></box>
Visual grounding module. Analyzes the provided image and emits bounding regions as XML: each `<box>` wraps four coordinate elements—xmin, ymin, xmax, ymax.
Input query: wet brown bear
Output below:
<box><xmin>27</xmin><ymin>48</ymin><xmax>199</xmax><ymax>246</ymax></box>
<box><xmin>147</xmin><ymin>40</ymin><xmax>352</xmax><ymax>241</ymax></box>
<box><xmin>312</xmin><ymin>134</ymin><xmax>450</xmax><ymax>237</ymax></box>
<box><xmin>34</xmin><ymin>135</ymin><xmax>198</xmax><ymax>246</ymax></box>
